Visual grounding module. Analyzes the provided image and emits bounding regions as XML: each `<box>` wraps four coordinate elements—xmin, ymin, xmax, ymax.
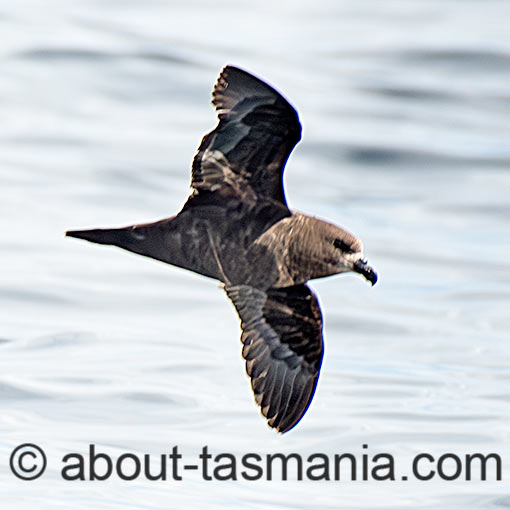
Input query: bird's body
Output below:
<box><xmin>67</xmin><ymin>66</ymin><xmax>377</xmax><ymax>433</ymax></box>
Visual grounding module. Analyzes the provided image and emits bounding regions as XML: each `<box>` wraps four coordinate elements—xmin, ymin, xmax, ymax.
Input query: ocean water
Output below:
<box><xmin>1</xmin><ymin>0</ymin><xmax>510</xmax><ymax>508</ymax></box>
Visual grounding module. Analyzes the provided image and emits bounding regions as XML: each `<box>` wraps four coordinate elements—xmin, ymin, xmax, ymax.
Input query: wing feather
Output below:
<box><xmin>225</xmin><ymin>283</ymin><xmax>324</xmax><ymax>433</ymax></box>
<box><xmin>191</xmin><ymin>66</ymin><xmax>301</xmax><ymax>206</ymax></box>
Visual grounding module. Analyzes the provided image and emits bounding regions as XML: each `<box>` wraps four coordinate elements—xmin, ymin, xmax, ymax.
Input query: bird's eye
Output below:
<box><xmin>333</xmin><ymin>239</ymin><xmax>353</xmax><ymax>253</ymax></box>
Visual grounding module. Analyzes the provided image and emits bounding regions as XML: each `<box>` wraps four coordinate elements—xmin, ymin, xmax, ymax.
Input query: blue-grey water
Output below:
<box><xmin>1</xmin><ymin>1</ymin><xmax>509</xmax><ymax>508</ymax></box>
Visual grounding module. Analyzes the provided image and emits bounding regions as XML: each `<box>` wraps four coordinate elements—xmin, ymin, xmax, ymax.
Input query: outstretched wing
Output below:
<box><xmin>225</xmin><ymin>283</ymin><xmax>324</xmax><ymax>433</ymax></box>
<box><xmin>191</xmin><ymin>66</ymin><xmax>302</xmax><ymax>206</ymax></box>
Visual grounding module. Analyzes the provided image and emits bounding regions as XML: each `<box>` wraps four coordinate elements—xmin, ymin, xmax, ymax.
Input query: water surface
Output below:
<box><xmin>1</xmin><ymin>1</ymin><xmax>509</xmax><ymax>508</ymax></box>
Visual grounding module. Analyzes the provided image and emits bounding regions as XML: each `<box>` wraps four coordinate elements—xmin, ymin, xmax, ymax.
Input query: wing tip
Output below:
<box><xmin>211</xmin><ymin>65</ymin><xmax>237</xmax><ymax>114</ymax></box>
<box><xmin>259</xmin><ymin>378</ymin><xmax>319</xmax><ymax>434</ymax></box>
<box><xmin>270</xmin><ymin>412</ymin><xmax>304</xmax><ymax>434</ymax></box>
<box><xmin>211</xmin><ymin>64</ymin><xmax>298</xmax><ymax>118</ymax></box>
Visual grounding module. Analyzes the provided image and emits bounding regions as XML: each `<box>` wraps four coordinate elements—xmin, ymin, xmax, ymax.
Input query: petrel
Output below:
<box><xmin>67</xmin><ymin>66</ymin><xmax>377</xmax><ymax>433</ymax></box>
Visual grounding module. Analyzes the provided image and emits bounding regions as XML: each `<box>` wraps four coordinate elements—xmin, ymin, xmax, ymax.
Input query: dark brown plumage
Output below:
<box><xmin>67</xmin><ymin>66</ymin><xmax>377</xmax><ymax>433</ymax></box>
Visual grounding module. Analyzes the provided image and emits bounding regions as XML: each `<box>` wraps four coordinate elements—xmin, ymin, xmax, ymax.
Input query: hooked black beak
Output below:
<box><xmin>352</xmin><ymin>258</ymin><xmax>378</xmax><ymax>286</ymax></box>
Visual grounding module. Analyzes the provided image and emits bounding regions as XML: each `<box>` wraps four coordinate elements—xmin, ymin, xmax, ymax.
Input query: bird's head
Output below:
<box><xmin>319</xmin><ymin>224</ymin><xmax>378</xmax><ymax>286</ymax></box>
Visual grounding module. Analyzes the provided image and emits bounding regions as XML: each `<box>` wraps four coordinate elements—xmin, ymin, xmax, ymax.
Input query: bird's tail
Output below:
<box><xmin>65</xmin><ymin>219</ymin><xmax>173</xmax><ymax>262</ymax></box>
<box><xmin>65</xmin><ymin>227</ymin><xmax>135</xmax><ymax>246</ymax></box>
<box><xmin>65</xmin><ymin>216</ymin><xmax>220</xmax><ymax>281</ymax></box>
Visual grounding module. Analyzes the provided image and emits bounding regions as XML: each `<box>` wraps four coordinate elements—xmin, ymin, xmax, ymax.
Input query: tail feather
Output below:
<box><xmin>65</xmin><ymin>215</ymin><xmax>221</xmax><ymax>279</ymax></box>
<box><xmin>65</xmin><ymin>222</ymin><xmax>170</xmax><ymax>265</ymax></box>
<box><xmin>65</xmin><ymin>228</ymin><xmax>137</xmax><ymax>246</ymax></box>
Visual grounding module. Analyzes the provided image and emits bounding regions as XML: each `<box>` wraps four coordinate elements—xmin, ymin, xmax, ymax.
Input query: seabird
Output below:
<box><xmin>67</xmin><ymin>66</ymin><xmax>377</xmax><ymax>433</ymax></box>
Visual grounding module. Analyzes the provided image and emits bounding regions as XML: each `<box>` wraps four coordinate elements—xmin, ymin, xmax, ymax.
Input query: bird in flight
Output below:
<box><xmin>67</xmin><ymin>65</ymin><xmax>377</xmax><ymax>433</ymax></box>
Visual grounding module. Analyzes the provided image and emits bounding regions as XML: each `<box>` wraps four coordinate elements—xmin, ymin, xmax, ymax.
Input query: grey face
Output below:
<box><xmin>330</xmin><ymin>231</ymin><xmax>378</xmax><ymax>286</ymax></box>
<box><xmin>290</xmin><ymin>216</ymin><xmax>377</xmax><ymax>285</ymax></box>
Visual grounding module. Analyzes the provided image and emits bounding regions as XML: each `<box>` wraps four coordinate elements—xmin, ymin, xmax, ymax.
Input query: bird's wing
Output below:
<box><xmin>191</xmin><ymin>66</ymin><xmax>302</xmax><ymax>206</ymax></box>
<box><xmin>225</xmin><ymin>283</ymin><xmax>324</xmax><ymax>433</ymax></box>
